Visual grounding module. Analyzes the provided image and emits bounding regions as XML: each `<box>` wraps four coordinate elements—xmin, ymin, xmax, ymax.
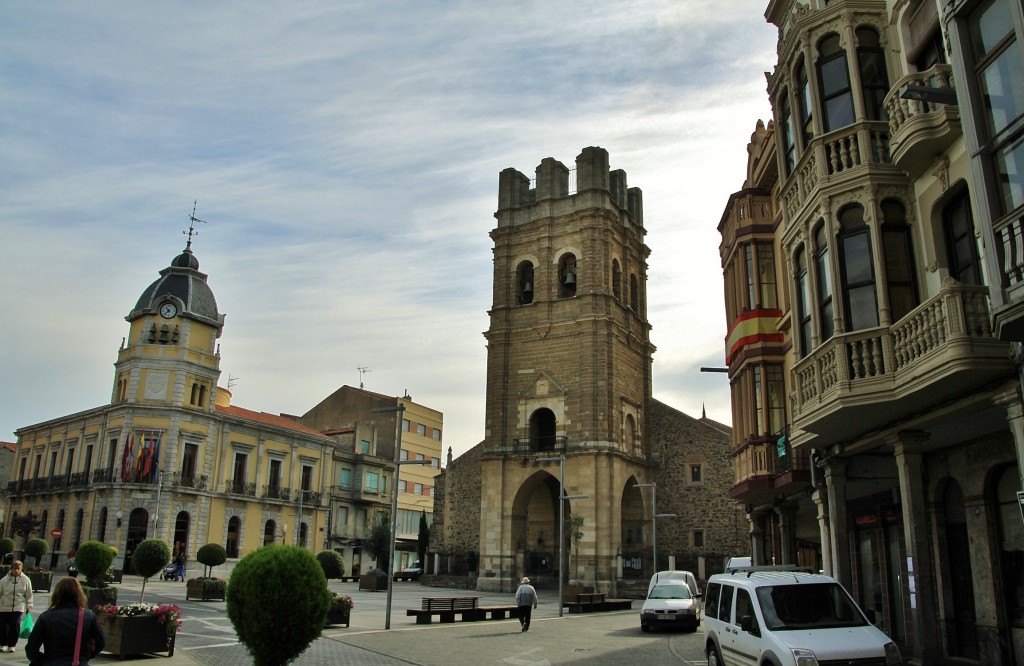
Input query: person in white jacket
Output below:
<box><xmin>0</xmin><ymin>560</ymin><xmax>33</xmax><ymax>653</ymax></box>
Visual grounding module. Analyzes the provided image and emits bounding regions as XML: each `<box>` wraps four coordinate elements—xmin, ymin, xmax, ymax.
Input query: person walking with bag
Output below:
<box><xmin>515</xmin><ymin>577</ymin><xmax>538</xmax><ymax>632</ymax></box>
<box><xmin>0</xmin><ymin>559</ymin><xmax>33</xmax><ymax>653</ymax></box>
<box><xmin>26</xmin><ymin>576</ymin><xmax>105</xmax><ymax>665</ymax></box>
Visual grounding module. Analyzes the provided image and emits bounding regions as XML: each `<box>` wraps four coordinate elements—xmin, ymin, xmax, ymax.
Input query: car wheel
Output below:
<box><xmin>641</xmin><ymin>623</ymin><xmax>650</xmax><ymax>632</ymax></box>
<box><xmin>707</xmin><ymin>645</ymin><xmax>722</xmax><ymax>666</ymax></box>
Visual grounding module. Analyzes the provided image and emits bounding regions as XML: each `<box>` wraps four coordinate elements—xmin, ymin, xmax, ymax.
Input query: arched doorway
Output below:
<box><xmin>511</xmin><ymin>472</ymin><xmax>559</xmax><ymax>586</ymax></box>
<box><xmin>621</xmin><ymin>478</ymin><xmax>646</xmax><ymax>578</ymax></box>
<box><xmin>173</xmin><ymin>511</ymin><xmax>190</xmax><ymax>563</ymax></box>
<box><xmin>124</xmin><ymin>508</ymin><xmax>149</xmax><ymax>574</ymax></box>
<box><xmin>226</xmin><ymin>516</ymin><xmax>241</xmax><ymax>558</ymax></box>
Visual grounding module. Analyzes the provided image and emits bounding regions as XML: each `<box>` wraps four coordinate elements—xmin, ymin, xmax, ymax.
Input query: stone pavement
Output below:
<box><xmin>2</xmin><ymin>577</ymin><xmax>709</xmax><ymax>666</ymax></box>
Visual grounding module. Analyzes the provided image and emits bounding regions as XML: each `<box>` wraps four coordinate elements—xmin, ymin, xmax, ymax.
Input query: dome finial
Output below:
<box><xmin>184</xmin><ymin>200</ymin><xmax>206</xmax><ymax>251</ymax></box>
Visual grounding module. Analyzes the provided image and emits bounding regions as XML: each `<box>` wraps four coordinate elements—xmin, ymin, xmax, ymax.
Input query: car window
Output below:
<box><xmin>720</xmin><ymin>584</ymin><xmax>736</xmax><ymax>624</ymax></box>
<box><xmin>735</xmin><ymin>588</ymin><xmax>757</xmax><ymax>629</ymax></box>
<box><xmin>755</xmin><ymin>583</ymin><xmax>870</xmax><ymax>630</ymax></box>
<box><xmin>648</xmin><ymin>585</ymin><xmax>691</xmax><ymax>600</ymax></box>
<box><xmin>704</xmin><ymin>582</ymin><xmax>721</xmax><ymax>619</ymax></box>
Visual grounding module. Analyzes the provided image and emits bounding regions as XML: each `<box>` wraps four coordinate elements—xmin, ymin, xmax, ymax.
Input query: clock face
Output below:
<box><xmin>159</xmin><ymin>302</ymin><xmax>178</xmax><ymax>319</ymax></box>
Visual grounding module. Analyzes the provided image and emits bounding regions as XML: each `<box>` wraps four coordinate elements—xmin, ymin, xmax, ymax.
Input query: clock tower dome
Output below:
<box><xmin>113</xmin><ymin>239</ymin><xmax>226</xmax><ymax>411</ymax></box>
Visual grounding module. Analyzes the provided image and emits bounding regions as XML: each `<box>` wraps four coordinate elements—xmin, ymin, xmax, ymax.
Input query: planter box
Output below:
<box><xmin>26</xmin><ymin>572</ymin><xmax>52</xmax><ymax>592</ymax></box>
<box><xmin>359</xmin><ymin>575</ymin><xmax>388</xmax><ymax>592</ymax></box>
<box><xmin>325</xmin><ymin>609</ymin><xmax>350</xmax><ymax>628</ymax></box>
<box><xmin>86</xmin><ymin>586</ymin><xmax>119</xmax><ymax>610</ymax></box>
<box><xmin>98</xmin><ymin>612</ymin><xmax>176</xmax><ymax>659</ymax></box>
<box><xmin>185</xmin><ymin>578</ymin><xmax>226</xmax><ymax>601</ymax></box>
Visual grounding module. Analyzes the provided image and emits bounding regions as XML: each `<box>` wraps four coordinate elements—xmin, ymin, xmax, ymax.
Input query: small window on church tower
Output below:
<box><xmin>612</xmin><ymin>260</ymin><xmax>622</xmax><ymax>300</ymax></box>
<box><xmin>558</xmin><ymin>253</ymin><xmax>577</xmax><ymax>298</ymax></box>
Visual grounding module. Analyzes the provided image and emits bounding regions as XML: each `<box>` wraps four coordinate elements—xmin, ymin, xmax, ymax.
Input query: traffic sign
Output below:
<box><xmin>51</xmin><ymin>528</ymin><xmax>63</xmax><ymax>539</ymax></box>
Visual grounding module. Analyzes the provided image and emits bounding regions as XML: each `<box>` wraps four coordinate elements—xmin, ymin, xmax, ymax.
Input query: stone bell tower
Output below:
<box><xmin>478</xmin><ymin>146</ymin><xmax>656</xmax><ymax>592</ymax></box>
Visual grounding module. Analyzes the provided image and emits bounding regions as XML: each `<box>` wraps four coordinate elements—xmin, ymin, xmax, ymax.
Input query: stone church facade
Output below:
<box><xmin>430</xmin><ymin>147</ymin><xmax>746</xmax><ymax>593</ymax></box>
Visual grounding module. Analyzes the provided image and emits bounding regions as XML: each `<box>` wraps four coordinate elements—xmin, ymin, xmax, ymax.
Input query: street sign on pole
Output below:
<box><xmin>51</xmin><ymin>528</ymin><xmax>63</xmax><ymax>539</ymax></box>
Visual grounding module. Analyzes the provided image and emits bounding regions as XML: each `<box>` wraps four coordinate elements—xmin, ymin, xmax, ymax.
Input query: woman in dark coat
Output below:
<box><xmin>26</xmin><ymin>577</ymin><xmax>105</xmax><ymax>665</ymax></box>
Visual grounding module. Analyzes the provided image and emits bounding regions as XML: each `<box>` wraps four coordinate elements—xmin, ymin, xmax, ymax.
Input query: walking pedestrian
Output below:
<box><xmin>515</xmin><ymin>577</ymin><xmax>538</xmax><ymax>632</ymax></box>
<box><xmin>175</xmin><ymin>550</ymin><xmax>187</xmax><ymax>582</ymax></box>
<box><xmin>0</xmin><ymin>560</ymin><xmax>33</xmax><ymax>653</ymax></box>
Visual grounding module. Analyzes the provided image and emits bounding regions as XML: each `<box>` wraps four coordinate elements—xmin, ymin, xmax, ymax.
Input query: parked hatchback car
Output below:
<box><xmin>641</xmin><ymin>583</ymin><xmax>701</xmax><ymax>632</ymax></box>
<box><xmin>703</xmin><ymin>570</ymin><xmax>901</xmax><ymax>666</ymax></box>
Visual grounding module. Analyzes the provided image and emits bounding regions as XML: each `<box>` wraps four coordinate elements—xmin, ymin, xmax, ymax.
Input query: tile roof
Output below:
<box><xmin>215</xmin><ymin>405</ymin><xmax>329</xmax><ymax>439</ymax></box>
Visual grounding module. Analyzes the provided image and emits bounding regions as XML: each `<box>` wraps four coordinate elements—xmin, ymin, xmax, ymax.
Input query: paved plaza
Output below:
<box><xmin>2</xmin><ymin>576</ymin><xmax>709</xmax><ymax>665</ymax></box>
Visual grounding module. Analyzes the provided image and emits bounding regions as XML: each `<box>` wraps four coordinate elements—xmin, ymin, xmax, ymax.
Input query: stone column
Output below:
<box><xmin>890</xmin><ymin>430</ymin><xmax>939</xmax><ymax>664</ymax></box>
<box><xmin>812</xmin><ymin>488</ymin><xmax>832</xmax><ymax>576</ymax></box>
<box><xmin>824</xmin><ymin>457</ymin><xmax>851</xmax><ymax>587</ymax></box>
<box><xmin>993</xmin><ymin>383</ymin><xmax>1024</xmax><ymax>489</ymax></box>
<box><xmin>774</xmin><ymin>502</ymin><xmax>798</xmax><ymax>565</ymax></box>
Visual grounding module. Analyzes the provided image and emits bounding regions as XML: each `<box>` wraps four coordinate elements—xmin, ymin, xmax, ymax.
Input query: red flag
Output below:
<box><xmin>121</xmin><ymin>434</ymin><xmax>134</xmax><ymax>480</ymax></box>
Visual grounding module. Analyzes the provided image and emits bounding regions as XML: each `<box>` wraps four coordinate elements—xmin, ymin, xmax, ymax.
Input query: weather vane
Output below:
<box><xmin>184</xmin><ymin>200</ymin><xmax>207</xmax><ymax>250</ymax></box>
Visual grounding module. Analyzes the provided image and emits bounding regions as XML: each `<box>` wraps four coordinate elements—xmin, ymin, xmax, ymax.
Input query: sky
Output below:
<box><xmin>0</xmin><ymin>2</ymin><xmax>777</xmax><ymax>461</ymax></box>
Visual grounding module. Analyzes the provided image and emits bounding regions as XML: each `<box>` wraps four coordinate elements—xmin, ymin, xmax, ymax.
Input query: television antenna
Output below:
<box><xmin>227</xmin><ymin>373</ymin><xmax>239</xmax><ymax>390</ymax></box>
<box><xmin>358</xmin><ymin>367</ymin><xmax>371</xmax><ymax>389</ymax></box>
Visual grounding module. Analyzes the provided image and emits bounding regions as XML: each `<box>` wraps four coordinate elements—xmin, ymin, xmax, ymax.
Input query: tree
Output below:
<box><xmin>24</xmin><ymin>538</ymin><xmax>48</xmax><ymax>568</ymax></box>
<box><xmin>0</xmin><ymin>539</ymin><xmax>14</xmax><ymax>562</ymax></box>
<box><xmin>227</xmin><ymin>545</ymin><xmax>331</xmax><ymax>666</ymax></box>
<box><xmin>196</xmin><ymin>543</ymin><xmax>227</xmax><ymax>578</ymax></box>
<box><xmin>132</xmin><ymin>538</ymin><xmax>170</xmax><ymax>602</ymax></box>
<box><xmin>362</xmin><ymin>512</ymin><xmax>392</xmax><ymax>573</ymax></box>
<box><xmin>417</xmin><ymin>511</ymin><xmax>429</xmax><ymax>567</ymax></box>
<box><xmin>315</xmin><ymin>550</ymin><xmax>345</xmax><ymax>579</ymax></box>
<box><xmin>10</xmin><ymin>512</ymin><xmax>40</xmax><ymax>547</ymax></box>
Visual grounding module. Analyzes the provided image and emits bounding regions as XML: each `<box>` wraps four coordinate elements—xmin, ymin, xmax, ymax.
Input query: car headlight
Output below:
<box><xmin>884</xmin><ymin>642</ymin><xmax>902</xmax><ymax>665</ymax></box>
<box><xmin>792</xmin><ymin>648</ymin><xmax>818</xmax><ymax>666</ymax></box>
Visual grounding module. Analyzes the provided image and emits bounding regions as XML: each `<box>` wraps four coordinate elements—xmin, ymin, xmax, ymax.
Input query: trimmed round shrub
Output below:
<box><xmin>0</xmin><ymin>538</ymin><xmax>15</xmax><ymax>560</ymax></box>
<box><xmin>75</xmin><ymin>541</ymin><xmax>114</xmax><ymax>586</ymax></box>
<box><xmin>24</xmin><ymin>538</ymin><xmax>48</xmax><ymax>567</ymax></box>
<box><xmin>227</xmin><ymin>545</ymin><xmax>331</xmax><ymax>666</ymax></box>
<box><xmin>196</xmin><ymin>543</ymin><xmax>227</xmax><ymax>578</ymax></box>
<box><xmin>315</xmin><ymin>550</ymin><xmax>344</xmax><ymax>579</ymax></box>
<box><xmin>132</xmin><ymin>538</ymin><xmax>170</xmax><ymax>578</ymax></box>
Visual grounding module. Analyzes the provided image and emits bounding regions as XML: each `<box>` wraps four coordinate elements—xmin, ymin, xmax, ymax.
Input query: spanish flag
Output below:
<box><xmin>121</xmin><ymin>434</ymin><xmax>134</xmax><ymax>481</ymax></box>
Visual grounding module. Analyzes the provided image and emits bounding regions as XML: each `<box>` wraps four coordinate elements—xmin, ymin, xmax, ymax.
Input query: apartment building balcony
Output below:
<box><xmin>223</xmin><ymin>479</ymin><xmax>257</xmax><ymax>497</ymax></box>
<box><xmin>329</xmin><ymin>484</ymin><xmax>388</xmax><ymax>504</ymax></box>
<box><xmin>884</xmin><ymin>64</ymin><xmax>961</xmax><ymax>179</ymax></box>
<box><xmin>781</xmin><ymin>120</ymin><xmax>895</xmax><ymax>226</ymax></box>
<box><xmin>262</xmin><ymin>484</ymin><xmax>292</xmax><ymax>501</ymax></box>
<box><xmin>791</xmin><ymin>279</ymin><xmax>1010</xmax><ymax>450</ymax></box>
<box><xmin>729</xmin><ymin>432</ymin><xmax>812</xmax><ymax>505</ymax></box>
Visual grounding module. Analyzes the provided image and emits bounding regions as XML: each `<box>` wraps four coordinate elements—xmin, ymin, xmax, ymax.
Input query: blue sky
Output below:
<box><xmin>0</xmin><ymin>1</ymin><xmax>776</xmax><ymax>459</ymax></box>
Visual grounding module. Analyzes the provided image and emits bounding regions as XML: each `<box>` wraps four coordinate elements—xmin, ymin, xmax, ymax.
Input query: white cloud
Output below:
<box><xmin>0</xmin><ymin>0</ymin><xmax>776</xmax><ymax>455</ymax></box>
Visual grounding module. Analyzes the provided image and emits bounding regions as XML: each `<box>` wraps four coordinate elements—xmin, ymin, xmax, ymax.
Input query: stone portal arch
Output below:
<box><xmin>511</xmin><ymin>471</ymin><xmax>560</xmax><ymax>586</ymax></box>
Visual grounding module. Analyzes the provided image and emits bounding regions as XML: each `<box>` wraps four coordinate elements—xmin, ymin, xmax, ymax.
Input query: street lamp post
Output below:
<box><xmin>371</xmin><ymin>404</ymin><xmax>432</xmax><ymax>630</ymax></box>
<box><xmin>633</xmin><ymin>482</ymin><xmax>676</xmax><ymax>575</ymax></box>
<box><xmin>537</xmin><ymin>455</ymin><xmax>587</xmax><ymax>617</ymax></box>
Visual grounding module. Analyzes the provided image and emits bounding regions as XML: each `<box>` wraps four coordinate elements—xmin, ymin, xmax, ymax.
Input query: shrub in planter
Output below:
<box><xmin>187</xmin><ymin>543</ymin><xmax>228</xmax><ymax>600</ymax></box>
<box><xmin>24</xmin><ymin>538</ymin><xmax>48</xmax><ymax>568</ymax></box>
<box><xmin>315</xmin><ymin>550</ymin><xmax>345</xmax><ymax>580</ymax></box>
<box><xmin>359</xmin><ymin>567</ymin><xmax>389</xmax><ymax>591</ymax></box>
<box><xmin>325</xmin><ymin>593</ymin><xmax>353</xmax><ymax>627</ymax></box>
<box><xmin>132</xmin><ymin>538</ymin><xmax>170</xmax><ymax>602</ymax></box>
<box><xmin>77</xmin><ymin>540</ymin><xmax>118</xmax><ymax>606</ymax></box>
<box><xmin>227</xmin><ymin>545</ymin><xmax>331</xmax><ymax>666</ymax></box>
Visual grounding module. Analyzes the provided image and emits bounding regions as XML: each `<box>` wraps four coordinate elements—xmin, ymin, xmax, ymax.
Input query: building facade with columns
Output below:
<box><xmin>718</xmin><ymin>0</ymin><xmax>1024</xmax><ymax>662</ymax></box>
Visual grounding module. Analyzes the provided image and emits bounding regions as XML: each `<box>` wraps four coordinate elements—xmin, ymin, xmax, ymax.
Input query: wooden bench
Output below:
<box><xmin>406</xmin><ymin>596</ymin><xmax>481</xmax><ymax>624</ymax></box>
<box><xmin>477</xmin><ymin>605</ymin><xmax>521</xmax><ymax>620</ymax></box>
<box><xmin>564</xmin><ymin>596</ymin><xmax>633</xmax><ymax>613</ymax></box>
<box><xmin>565</xmin><ymin>591</ymin><xmax>605</xmax><ymax>613</ymax></box>
<box><xmin>338</xmin><ymin>576</ymin><xmax>360</xmax><ymax>583</ymax></box>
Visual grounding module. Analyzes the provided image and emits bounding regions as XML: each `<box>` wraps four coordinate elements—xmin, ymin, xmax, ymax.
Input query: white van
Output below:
<box><xmin>703</xmin><ymin>570</ymin><xmax>901</xmax><ymax>666</ymax></box>
<box><xmin>648</xmin><ymin>570</ymin><xmax>700</xmax><ymax>597</ymax></box>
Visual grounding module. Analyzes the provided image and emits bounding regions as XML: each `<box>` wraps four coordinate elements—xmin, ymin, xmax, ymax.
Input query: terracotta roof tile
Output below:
<box><xmin>215</xmin><ymin>405</ymin><xmax>329</xmax><ymax>439</ymax></box>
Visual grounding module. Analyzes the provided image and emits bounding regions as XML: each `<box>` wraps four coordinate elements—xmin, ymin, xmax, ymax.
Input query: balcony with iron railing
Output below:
<box><xmin>329</xmin><ymin>484</ymin><xmax>389</xmax><ymax>504</ymax></box>
<box><xmin>167</xmin><ymin>472</ymin><xmax>209</xmax><ymax>491</ymax></box>
<box><xmin>781</xmin><ymin>120</ymin><xmax>894</xmax><ymax>230</ymax></box>
<box><xmin>224</xmin><ymin>479</ymin><xmax>258</xmax><ymax>497</ymax></box>
<box><xmin>883</xmin><ymin>64</ymin><xmax>960</xmax><ymax>179</ymax></box>
<box><xmin>791</xmin><ymin>279</ymin><xmax>1009</xmax><ymax>449</ymax></box>
<box><xmin>262</xmin><ymin>484</ymin><xmax>292</xmax><ymax>501</ymax></box>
